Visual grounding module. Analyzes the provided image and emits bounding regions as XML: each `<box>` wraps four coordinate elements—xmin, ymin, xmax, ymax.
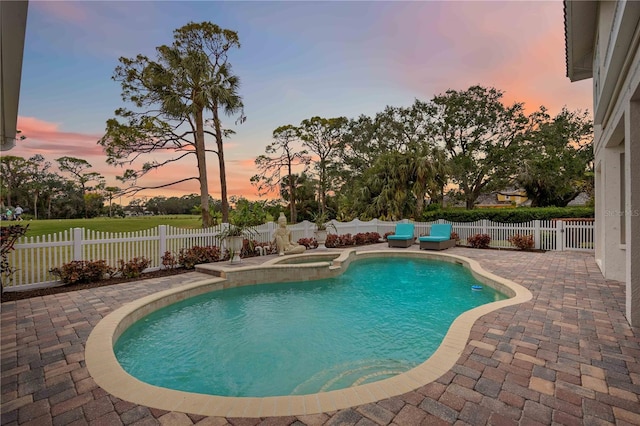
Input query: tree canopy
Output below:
<box><xmin>517</xmin><ymin>108</ymin><xmax>593</xmax><ymax>207</ymax></box>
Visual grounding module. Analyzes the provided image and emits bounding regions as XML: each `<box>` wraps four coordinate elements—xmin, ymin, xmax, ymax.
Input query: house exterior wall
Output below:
<box><xmin>579</xmin><ymin>1</ymin><xmax>640</xmax><ymax>325</ymax></box>
<box><xmin>626</xmin><ymin>97</ymin><xmax>640</xmax><ymax>325</ymax></box>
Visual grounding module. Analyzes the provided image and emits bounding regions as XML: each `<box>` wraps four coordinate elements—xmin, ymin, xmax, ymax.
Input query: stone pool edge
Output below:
<box><xmin>85</xmin><ymin>249</ymin><xmax>532</xmax><ymax>418</ymax></box>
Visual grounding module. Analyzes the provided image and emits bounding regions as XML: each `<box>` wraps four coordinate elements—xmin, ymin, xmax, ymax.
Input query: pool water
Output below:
<box><xmin>114</xmin><ymin>257</ymin><xmax>507</xmax><ymax>397</ymax></box>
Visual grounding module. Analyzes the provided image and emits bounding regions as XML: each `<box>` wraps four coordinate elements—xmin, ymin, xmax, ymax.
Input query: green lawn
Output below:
<box><xmin>2</xmin><ymin>215</ymin><xmax>204</xmax><ymax>238</ymax></box>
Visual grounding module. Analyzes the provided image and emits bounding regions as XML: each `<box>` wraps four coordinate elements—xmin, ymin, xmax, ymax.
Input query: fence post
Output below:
<box><xmin>158</xmin><ymin>225</ymin><xmax>167</xmax><ymax>266</ymax></box>
<box><xmin>482</xmin><ymin>219</ymin><xmax>489</xmax><ymax>235</ymax></box>
<box><xmin>73</xmin><ymin>228</ymin><xmax>83</xmax><ymax>261</ymax></box>
<box><xmin>556</xmin><ymin>220</ymin><xmax>565</xmax><ymax>251</ymax></box>
<box><xmin>534</xmin><ymin>220</ymin><xmax>541</xmax><ymax>250</ymax></box>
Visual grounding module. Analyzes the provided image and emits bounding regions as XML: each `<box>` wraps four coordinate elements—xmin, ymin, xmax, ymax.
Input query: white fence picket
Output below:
<box><xmin>4</xmin><ymin>218</ymin><xmax>594</xmax><ymax>290</ymax></box>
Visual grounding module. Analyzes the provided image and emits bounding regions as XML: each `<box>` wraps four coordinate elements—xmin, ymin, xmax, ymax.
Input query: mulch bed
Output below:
<box><xmin>1</xmin><ymin>268</ymin><xmax>192</xmax><ymax>303</ymax></box>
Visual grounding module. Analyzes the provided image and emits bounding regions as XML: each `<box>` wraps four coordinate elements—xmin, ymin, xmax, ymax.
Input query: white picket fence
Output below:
<box><xmin>4</xmin><ymin>218</ymin><xmax>594</xmax><ymax>291</ymax></box>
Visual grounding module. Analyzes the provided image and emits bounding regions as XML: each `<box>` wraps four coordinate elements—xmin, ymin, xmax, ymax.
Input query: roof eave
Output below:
<box><xmin>1</xmin><ymin>0</ymin><xmax>29</xmax><ymax>151</ymax></box>
<box><xmin>564</xmin><ymin>0</ymin><xmax>597</xmax><ymax>82</ymax></box>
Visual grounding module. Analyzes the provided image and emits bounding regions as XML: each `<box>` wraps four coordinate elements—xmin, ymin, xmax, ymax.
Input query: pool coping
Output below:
<box><xmin>85</xmin><ymin>249</ymin><xmax>532</xmax><ymax>418</ymax></box>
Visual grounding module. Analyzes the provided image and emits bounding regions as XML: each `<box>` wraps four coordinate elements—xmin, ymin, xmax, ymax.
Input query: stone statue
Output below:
<box><xmin>273</xmin><ymin>213</ymin><xmax>306</xmax><ymax>256</ymax></box>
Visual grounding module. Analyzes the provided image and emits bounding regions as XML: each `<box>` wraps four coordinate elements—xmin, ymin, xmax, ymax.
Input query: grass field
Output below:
<box><xmin>1</xmin><ymin>215</ymin><xmax>204</xmax><ymax>238</ymax></box>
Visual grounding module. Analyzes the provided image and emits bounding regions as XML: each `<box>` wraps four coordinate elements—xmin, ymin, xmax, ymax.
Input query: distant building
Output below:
<box><xmin>495</xmin><ymin>189</ymin><xmax>528</xmax><ymax>206</ymax></box>
<box><xmin>565</xmin><ymin>0</ymin><xmax>640</xmax><ymax>325</ymax></box>
<box><xmin>474</xmin><ymin>188</ymin><xmax>528</xmax><ymax>208</ymax></box>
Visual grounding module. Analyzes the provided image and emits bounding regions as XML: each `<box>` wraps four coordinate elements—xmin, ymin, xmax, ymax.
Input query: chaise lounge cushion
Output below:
<box><xmin>418</xmin><ymin>235</ymin><xmax>450</xmax><ymax>242</ymax></box>
<box><xmin>387</xmin><ymin>223</ymin><xmax>415</xmax><ymax>247</ymax></box>
<box><xmin>418</xmin><ymin>224</ymin><xmax>454</xmax><ymax>250</ymax></box>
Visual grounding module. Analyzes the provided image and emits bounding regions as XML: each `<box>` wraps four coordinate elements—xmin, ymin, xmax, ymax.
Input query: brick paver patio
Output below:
<box><xmin>2</xmin><ymin>246</ymin><xmax>639</xmax><ymax>425</ymax></box>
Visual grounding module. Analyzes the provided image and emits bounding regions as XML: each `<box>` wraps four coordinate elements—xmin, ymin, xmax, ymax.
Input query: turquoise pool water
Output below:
<box><xmin>114</xmin><ymin>257</ymin><xmax>507</xmax><ymax>397</ymax></box>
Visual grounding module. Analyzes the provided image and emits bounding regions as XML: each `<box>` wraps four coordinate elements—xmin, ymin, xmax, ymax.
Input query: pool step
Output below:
<box><xmin>292</xmin><ymin>359</ymin><xmax>416</xmax><ymax>395</ymax></box>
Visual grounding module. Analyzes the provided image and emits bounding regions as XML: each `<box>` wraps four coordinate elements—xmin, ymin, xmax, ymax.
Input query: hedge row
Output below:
<box><xmin>421</xmin><ymin>206</ymin><xmax>594</xmax><ymax>223</ymax></box>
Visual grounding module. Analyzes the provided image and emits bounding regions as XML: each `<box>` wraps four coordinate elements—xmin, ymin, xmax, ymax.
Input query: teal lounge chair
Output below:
<box><xmin>419</xmin><ymin>223</ymin><xmax>455</xmax><ymax>250</ymax></box>
<box><xmin>387</xmin><ymin>223</ymin><xmax>415</xmax><ymax>248</ymax></box>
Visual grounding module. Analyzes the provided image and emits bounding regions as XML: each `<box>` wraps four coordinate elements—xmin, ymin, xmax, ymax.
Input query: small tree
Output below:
<box><xmin>56</xmin><ymin>156</ymin><xmax>104</xmax><ymax>218</ymax></box>
<box><xmin>1</xmin><ymin>224</ymin><xmax>28</xmax><ymax>291</ymax></box>
<box><xmin>251</xmin><ymin>125</ymin><xmax>310</xmax><ymax>223</ymax></box>
<box><xmin>298</xmin><ymin>116</ymin><xmax>348</xmax><ymax>214</ymax></box>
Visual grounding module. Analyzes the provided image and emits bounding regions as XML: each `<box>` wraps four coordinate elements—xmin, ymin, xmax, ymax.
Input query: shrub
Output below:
<box><xmin>467</xmin><ymin>233</ymin><xmax>491</xmax><ymax>249</ymax></box>
<box><xmin>118</xmin><ymin>257</ymin><xmax>151</xmax><ymax>278</ymax></box>
<box><xmin>450</xmin><ymin>231</ymin><xmax>460</xmax><ymax>245</ymax></box>
<box><xmin>325</xmin><ymin>234</ymin><xmax>339</xmax><ymax>248</ymax></box>
<box><xmin>352</xmin><ymin>232</ymin><xmax>382</xmax><ymax>245</ymax></box>
<box><xmin>1</xmin><ymin>224</ymin><xmax>28</xmax><ymax>289</ymax></box>
<box><xmin>354</xmin><ymin>232</ymin><xmax>368</xmax><ymax>246</ymax></box>
<box><xmin>338</xmin><ymin>233</ymin><xmax>355</xmax><ymax>247</ymax></box>
<box><xmin>161</xmin><ymin>251</ymin><xmax>177</xmax><ymax>269</ymax></box>
<box><xmin>297</xmin><ymin>238</ymin><xmax>318</xmax><ymax>249</ymax></box>
<box><xmin>383</xmin><ymin>231</ymin><xmax>394</xmax><ymax>241</ymax></box>
<box><xmin>508</xmin><ymin>234</ymin><xmax>535</xmax><ymax>250</ymax></box>
<box><xmin>422</xmin><ymin>206</ymin><xmax>594</xmax><ymax>223</ymax></box>
<box><xmin>50</xmin><ymin>260</ymin><xmax>115</xmax><ymax>285</ymax></box>
<box><xmin>178</xmin><ymin>246</ymin><xmax>221</xmax><ymax>269</ymax></box>
<box><xmin>366</xmin><ymin>232</ymin><xmax>382</xmax><ymax>244</ymax></box>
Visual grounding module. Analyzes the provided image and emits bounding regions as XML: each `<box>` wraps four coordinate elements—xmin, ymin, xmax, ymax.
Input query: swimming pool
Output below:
<box><xmin>114</xmin><ymin>257</ymin><xmax>507</xmax><ymax>397</ymax></box>
<box><xmin>86</xmin><ymin>249</ymin><xmax>532</xmax><ymax>417</ymax></box>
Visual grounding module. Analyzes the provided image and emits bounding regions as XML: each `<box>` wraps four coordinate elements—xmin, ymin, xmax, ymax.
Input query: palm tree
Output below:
<box><xmin>208</xmin><ymin>63</ymin><xmax>245</xmax><ymax>223</ymax></box>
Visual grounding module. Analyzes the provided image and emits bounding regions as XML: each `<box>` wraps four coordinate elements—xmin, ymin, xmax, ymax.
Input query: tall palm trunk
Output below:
<box><xmin>212</xmin><ymin>103</ymin><xmax>229</xmax><ymax>223</ymax></box>
<box><xmin>194</xmin><ymin>108</ymin><xmax>212</xmax><ymax>227</ymax></box>
<box><xmin>288</xmin><ymin>165</ymin><xmax>297</xmax><ymax>223</ymax></box>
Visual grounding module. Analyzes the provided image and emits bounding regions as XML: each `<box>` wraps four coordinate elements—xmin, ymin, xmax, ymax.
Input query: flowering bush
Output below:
<box><xmin>508</xmin><ymin>234</ymin><xmax>535</xmax><ymax>250</ymax></box>
<box><xmin>467</xmin><ymin>233</ymin><xmax>491</xmax><ymax>249</ymax></box>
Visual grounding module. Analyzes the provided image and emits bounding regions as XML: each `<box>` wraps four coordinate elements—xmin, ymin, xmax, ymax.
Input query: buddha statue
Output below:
<box><xmin>272</xmin><ymin>213</ymin><xmax>306</xmax><ymax>256</ymax></box>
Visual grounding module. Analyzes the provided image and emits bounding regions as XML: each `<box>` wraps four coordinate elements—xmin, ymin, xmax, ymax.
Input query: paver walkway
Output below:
<box><xmin>2</xmin><ymin>246</ymin><xmax>639</xmax><ymax>425</ymax></box>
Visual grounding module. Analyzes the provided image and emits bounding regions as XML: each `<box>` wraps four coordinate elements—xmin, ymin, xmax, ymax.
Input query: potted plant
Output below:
<box><xmin>219</xmin><ymin>222</ymin><xmax>255</xmax><ymax>264</ymax></box>
<box><xmin>313</xmin><ymin>212</ymin><xmax>335</xmax><ymax>250</ymax></box>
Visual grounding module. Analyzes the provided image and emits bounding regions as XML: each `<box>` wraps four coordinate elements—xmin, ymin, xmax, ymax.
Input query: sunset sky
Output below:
<box><xmin>12</xmin><ymin>0</ymin><xmax>593</xmax><ymax>203</ymax></box>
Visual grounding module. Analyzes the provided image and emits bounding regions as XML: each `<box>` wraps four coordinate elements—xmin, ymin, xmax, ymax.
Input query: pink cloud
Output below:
<box><xmin>36</xmin><ymin>1</ymin><xmax>88</xmax><ymax>24</ymax></box>
<box><xmin>17</xmin><ymin>116</ymin><xmax>104</xmax><ymax>157</ymax></box>
<box><xmin>377</xmin><ymin>2</ymin><xmax>591</xmax><ymax>115</ymax></box>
